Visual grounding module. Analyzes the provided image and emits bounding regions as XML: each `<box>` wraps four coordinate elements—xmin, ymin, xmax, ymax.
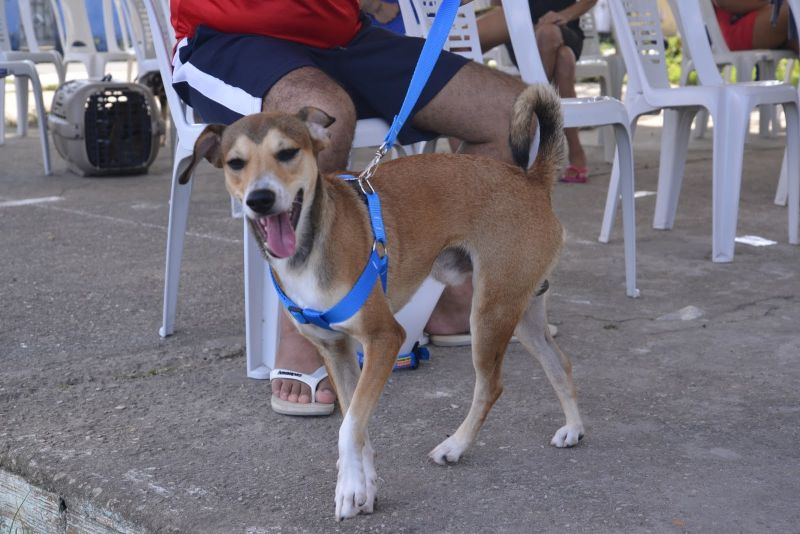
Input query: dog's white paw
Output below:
<box><xmin>550</xmin><ymin>424</ymin><xmax>585</xmax><ymax>448</ymax></box>
<box><xmin>429</xmin><ymin>435</ymin><xmax>469</xmax><ymax>465</ymax></box>
<box><xmin>335</xmin><ymin>455</ymin><xmax>375</xmax><ymax>520</ymax></box>
<box><xmin>361</xmin><ymin>442</ymin><xmax>377</xmax><ymax>513</ymax></box>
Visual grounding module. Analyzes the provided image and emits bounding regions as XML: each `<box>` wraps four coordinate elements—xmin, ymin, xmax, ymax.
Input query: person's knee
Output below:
<box><xmin>555</xmin><ymin>45</ymin><xmax>577</xmax><ymax>82</ymax></box>
<box><xmin>535</xmin><ymin>23</ymin><xmax>564</xmax><ymax>51</ymax></box>
<box><xmin>263</xmin><ymin>67</ymin><xmax>355</xmax><ymax>171</ymax></box>
<box><xmin>263</xmin><ymin>67</ymin><xmax>356</xmax><ymax>132</ymax></box>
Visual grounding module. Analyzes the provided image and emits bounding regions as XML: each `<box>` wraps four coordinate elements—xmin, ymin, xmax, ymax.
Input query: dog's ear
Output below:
<box><xmin>297</xmin><ymin>107</ymin><xmax>336</xmax><ymax>154</ymax></box>
<box><xmin>178</xmin><ymin>124</ymin><xmax>226</xmax><ymax>184</ymax></box>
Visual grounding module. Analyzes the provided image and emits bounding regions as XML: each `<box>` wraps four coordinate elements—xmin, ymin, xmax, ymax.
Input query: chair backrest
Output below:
<box><xmin>607</xmin><ymin>0</ymin><xmax>672</xmax><ymax>94</ymax></box>
<box><xmin>579</xmin><ymin>8</ymin><xmax>603</xmax><ymax>58</ymax></box>
<box><xmin>49</xmin><ymin>0</ymin><xmax>98</xmax><ymax>54</ymax></box>
<box><xmin>697</xmin><ymin>0</ymin><xmax>731</xmax><ymax>56</ymax></box>
<box><xmin>119</xmin><ymin>0</ymin><xmax>158</xmax><ymax>73</ymax></box>
<box><xmin>17</xmin><ymin>0</ymin><xmax>44</xmax><ymax>52</ymax></box>
<box><xmin>500</xmin><ymin>1</ymin><xmax>548</xmax><ymax>83</ymax></box>
<box><xmin>0</xmin><ymin>0</ymin><xmax>13</xmax><ymax>53</ymax></box>
<box><xmin>397</xmin><ymin>0</ymin><xmax>423</xmax><ymax>37</ymax></box>
<box><xmin>102</xmin><ymin>0</ymin><xmax>129</xmax><ymax>54</ymax></box>
<box><xmin>667</xmin><ymin>0</ymin><xmax>725</xmax><ymax>86</ymax></box>
<box><xmin>406</xmin><ymin>0</ymin><xmax>484</xmax><ymax>63</ymax></box>
<box><xmin>140</xmin><ymin>0</ymin><xmax>198</xmax><ymax>132</ymax></box>
<box><xmin>3</xmin><ymin>0</ymin><xmax>60</xmax><ymax>55</ymax></box>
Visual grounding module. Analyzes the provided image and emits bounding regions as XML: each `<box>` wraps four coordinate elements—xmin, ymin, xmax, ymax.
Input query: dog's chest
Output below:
<box><xmin>277</xmin><ymin>268</ymin><xmax>333</xmax><ymax>311</ymax></box>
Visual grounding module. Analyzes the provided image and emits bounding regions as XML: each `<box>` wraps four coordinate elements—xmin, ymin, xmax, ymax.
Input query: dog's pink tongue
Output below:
<box><xmin>265</xmin><ymin>212</ymin><xmax>296</xmax><ymax>258</ymax></box>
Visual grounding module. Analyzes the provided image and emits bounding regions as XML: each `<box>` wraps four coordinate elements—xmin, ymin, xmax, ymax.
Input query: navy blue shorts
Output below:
<box><xmin>172</xmin><ymin>18</ymin><xmax>470</xmax><ymax>144</ymax></box>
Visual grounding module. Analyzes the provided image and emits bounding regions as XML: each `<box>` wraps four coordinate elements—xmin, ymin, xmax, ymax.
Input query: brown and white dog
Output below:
<box><xmin>180</xmin><ymin>84</ymin><xmax>584</xmax><ymax>520</ymax></box>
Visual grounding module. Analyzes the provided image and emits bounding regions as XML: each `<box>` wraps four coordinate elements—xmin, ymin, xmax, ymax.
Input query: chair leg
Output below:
<box><xmin>782</xmin><ymin>101</ymin><xmax>800</xmax><ymax>245</ymax></box>
<box><xmin>653</xmin><ymin>108</ymin><xmax>696</xmax><ymax>230</ymax></box>
<box><xmin>27</xmin><ymin>71</ymin><xmax>52</xmax><ymax>176</ymax></box>
<box><xmin>599</xmin><ymin>119</ymin><xmax>639</xmax><ymax>244</ymax></box>
<box><xmin>0</xmin><ymin>80</ymin><xmax>6</xmax><ymax>144</ymax></box>
<box><xmin>776</xmin><ymin>149</ymin><xmax>788</xmax><ymax>206</ymax></box>
<box><xmin>244</xmin><ymin>219</ymin><xmax>280</xmax><ymax>379</ymax></box>
<box><xmin>710</xmin><ymin>100</ymin><xmax>748</xmax><ymax>263</ymax></box>
<box><xmin>756</xmin><ymin>61</ymin><xmax>777</xmax><ymax>138</ymax></box>
<box><xmin>612</xmin><ymin>122</ymin><xmax>639</xmax><ymax>298</ymax></box>
<box><xmin>692</xmin><ymin>108</ymin><xmax>709</xmax><ymax>139</ymax></box>
<box><xmin>159</xmin><ymin>147</ymin><xmax>194</xmax><ymax>338</ymax></box>
<box><xmin>15</xmin><ymin>77</ymin><xmax>29</xmax><ymax>137</ymax></box>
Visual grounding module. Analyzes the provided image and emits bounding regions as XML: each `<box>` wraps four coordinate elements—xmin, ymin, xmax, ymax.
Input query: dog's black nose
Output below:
<box><xmin>246</xmin><ymin>189</ymin><xmax>276</xmax><ymax>214</ymax></box>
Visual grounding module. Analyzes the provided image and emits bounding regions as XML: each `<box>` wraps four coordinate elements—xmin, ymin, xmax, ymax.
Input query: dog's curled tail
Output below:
<box><xmin>509</xmin><ymin>84</ymin><xmax>566</xmax><ymax>186</ymax></box>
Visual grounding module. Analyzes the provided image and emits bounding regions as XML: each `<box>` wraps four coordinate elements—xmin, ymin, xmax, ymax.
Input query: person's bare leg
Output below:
<box><xmin>261</xmin><ymin>67</ymin><xmax>357</xmax><ymax>407</ymax></box>
<box><xmin>476</xmin><ymin>6</ymin><xmax>511</xmax><ymax>52</ymax></box>
<box><xmin>535</xmin><ymin>22</ymin><xmax>565</xmax><ymax>80</ymax></box>
<box><xmin>553</xmin><ymin>45</ymin><xmax>586</xmax><ymax>170</ymax></box>
<box><xmin>412</xmin><ymin>62</ymin><xmax>530</xmax><ymax>334</ymax></box>
<box><xmin>751</xmin><ymin>2</ymin><xmax>795</xmax><ymax>51</ymax></box>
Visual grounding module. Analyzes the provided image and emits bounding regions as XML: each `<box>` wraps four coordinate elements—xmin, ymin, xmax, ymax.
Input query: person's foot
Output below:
<box><xmin>560</xmin><ymin>164</ymin><xmax>589</xmax><ymax>183</ymax></box>
<box><xmin>271</xmin><ymin>315</ymin><xmax>336</xmax><ymax>409</ymax></box>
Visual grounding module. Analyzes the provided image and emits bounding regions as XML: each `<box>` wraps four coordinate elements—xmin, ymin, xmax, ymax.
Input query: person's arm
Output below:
<box><xmin>539</xmin><ymin>0</ymin><xmax>598</xmax><ymax>26</ymax></box>
<box><xmin>712</xmin><ymin>0</ymin><xmax>770</xmax><ymax>14</ymax></box>
<box><xmin>360</xmin><ymin>0</ymin><xmax>400</xmax><ymax>24</ymax></box>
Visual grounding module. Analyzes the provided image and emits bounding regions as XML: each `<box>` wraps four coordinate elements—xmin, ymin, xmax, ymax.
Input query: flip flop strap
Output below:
<box><xmin>269</xmin><ymin>366</ymin><xmax>328</xmax><ymax>404</ymax></box>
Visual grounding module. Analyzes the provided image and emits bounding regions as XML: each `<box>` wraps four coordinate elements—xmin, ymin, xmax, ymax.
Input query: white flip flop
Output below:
<box><xmin>270</xmin><ymin>366</ymin><xmax>335</xmax><ymax>416</ymax></box>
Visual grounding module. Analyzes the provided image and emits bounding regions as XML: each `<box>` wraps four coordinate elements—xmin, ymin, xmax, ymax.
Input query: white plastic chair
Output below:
<box><xmin>0</xmin><ymin>59</ymin><xmax>52</xmax><ymax>175</ymax></box>
<box><xmin>401</xmin><ymin>0</ymin><xmax>637</xmax><ymax>298</ymax></box>
<box><xmin>117</xmin><ymin>0</ymin><xmax>158</xmax><ymax>76</ymax></box>
<box><xmin>404</xmin><ymin>0</ymin><xmax>484</xmax><ymax>62</ymax></box>
<box><xmin>576</xmin><ymin>8</ymin><xmax>626</xmax><ymax>161</ymax></box>
<box><xmin>0</xmin><ymin>0</ymin><xmax>64</xmax><ymax>139</ymax></box>
<box><xmin>143</xmin><ymin>0</ymin><xmax>444</xmax><ymax>378</ymax></box>
<box><xmin>603</xmin><ymin>0</ymin><xmax>799</xmax><ymax>263</ymax></box>
<box><xmin>576</xmin><ymin>8</ymin><xmax>623</xmax><ymax>100</ymax></box>
<box><xmin>49</xmin><ymin>0</ymin><xmax>134</xmax><ymax>79</ymax></box>
<box><xmin>773</xmin><ymin>0</ymin><xmax>800</xmax><ymax>207</ymax></box>
<box><xmin>501</xmin><ymin>0</ymin><xmax>639</xmax><ymax>297</ymax></box>
<box><xmin>682</xmin><ymin>0</ymin><xmax>796</xmax><ymax>139</ymax></box>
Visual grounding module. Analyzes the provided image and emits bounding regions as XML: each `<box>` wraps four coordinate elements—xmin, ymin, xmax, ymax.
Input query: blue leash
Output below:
<box><xmin>382</xmin><ymin>0</ymin><xmax>460</xmax><ymax>150</ymax></box>
<box><xmin>271</xmin><ymin>0</ymin><xmax>460</xmax><ymax>367</ymax></box>
<box><xmin>360</xmin><ymin>0</ymin><xmax>461</xmax><ymax>183</ymax></box>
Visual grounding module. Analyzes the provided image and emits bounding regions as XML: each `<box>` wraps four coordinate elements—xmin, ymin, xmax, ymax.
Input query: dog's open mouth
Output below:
<box><xmin>254</xmin><ymin>189</ymin><xmax>303</xmax><ymax>259</ymax></box>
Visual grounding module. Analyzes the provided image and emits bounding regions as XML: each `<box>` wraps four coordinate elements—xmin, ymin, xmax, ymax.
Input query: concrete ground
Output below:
<box><xmin>1</xmin><ymin>82</ymin><xmax>799</xmax><ymax>532</ymax></box>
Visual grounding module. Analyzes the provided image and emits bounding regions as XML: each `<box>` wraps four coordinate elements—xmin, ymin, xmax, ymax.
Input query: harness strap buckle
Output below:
<box><xmin>288</xmin><ymin>306</ymin><xmax>309</xmax><ymax>325</ymax></box>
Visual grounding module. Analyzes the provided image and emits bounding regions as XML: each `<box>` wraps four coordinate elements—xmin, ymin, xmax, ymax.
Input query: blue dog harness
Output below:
<box><xmin>269</xmin><ymin>175</ymin><xmax>388</xmax><ymax>331</ymax></box>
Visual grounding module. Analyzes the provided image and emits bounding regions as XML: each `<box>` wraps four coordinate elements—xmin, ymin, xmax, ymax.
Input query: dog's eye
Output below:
<box><xmin>276</xmin><ymin>148</ymin><xmax>299</xmax><ymax>162</ymax></box>
<box><xmin>227</xmin><ymin>158</ymin><xmax>245</xmax><ymax>171</ymax></box>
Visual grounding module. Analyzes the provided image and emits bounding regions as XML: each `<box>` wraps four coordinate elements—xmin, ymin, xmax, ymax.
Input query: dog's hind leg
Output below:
<box><xmin>515</xmin><ymin>292</ymin><xmax>584</xmax><ymax>448</ymax></box>
<box><xmin>429</xmin><ymin>286</ymin><xmax>521</xmax><ymax>465</ymax></box>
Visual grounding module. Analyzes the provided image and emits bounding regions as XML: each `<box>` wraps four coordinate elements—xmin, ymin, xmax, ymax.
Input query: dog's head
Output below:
<box><xmin>180</xmin><ymin>108</ymin><xmax>335</xmax><ymax>259</ymax></box>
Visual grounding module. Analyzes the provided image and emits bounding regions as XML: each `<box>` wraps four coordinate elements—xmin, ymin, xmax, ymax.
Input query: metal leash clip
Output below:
<box><xmin>357</xmin><ymin>142</ymin><xmax>390</xmax><ymax>195</ymax></box>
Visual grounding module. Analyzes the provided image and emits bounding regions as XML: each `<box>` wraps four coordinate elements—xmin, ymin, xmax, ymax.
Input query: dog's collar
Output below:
<box><xmin>269</xmin><ymin>174</ymin><xmax>388</xmax><ymax>331</ymax></box>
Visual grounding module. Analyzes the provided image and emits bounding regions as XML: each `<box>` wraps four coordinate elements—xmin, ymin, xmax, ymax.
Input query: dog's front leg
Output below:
<box><xmin>331</xmin><ymin>315</ymin><xmax>404</xmax><ymax>521</ymax></box>
<box><xmin>312</xmin><ymin>334</ymin><xmax>379</xmax><ymax>518</ymax></box>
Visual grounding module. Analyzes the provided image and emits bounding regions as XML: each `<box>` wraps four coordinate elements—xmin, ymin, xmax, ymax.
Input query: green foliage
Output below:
<box><xmin>665</xmin><ymin>35</ymin><xmax>697</xmax><ymax>85</ymax></box>
<box><xmin>777</xmin><ymin>59</ymin><xmax>800</xmax><ymax>85</ymax></box>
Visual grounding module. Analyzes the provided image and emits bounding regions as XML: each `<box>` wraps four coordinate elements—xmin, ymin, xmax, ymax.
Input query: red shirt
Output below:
<box><xmin>171</xmin><ymin>0</ymin><xmax>362</xmax><ymax>48</ymax></box>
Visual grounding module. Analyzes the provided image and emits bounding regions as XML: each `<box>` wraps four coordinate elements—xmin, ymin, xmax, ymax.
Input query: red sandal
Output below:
<box><xmin>560</xmin><ymin>165</ymin><xmax>589</xmax><ymax>183</ymax></box>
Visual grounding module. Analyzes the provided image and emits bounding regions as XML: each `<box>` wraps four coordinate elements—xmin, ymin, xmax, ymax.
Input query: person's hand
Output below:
<box><xmin>367</xmin><ymin>1</ymin><xmax>401</xmax><ymax>24</ymax></box>
<box><xmin>538</xmin><ymin>10</ymin><xmax>567</xmax><ymax>26</ymax></box>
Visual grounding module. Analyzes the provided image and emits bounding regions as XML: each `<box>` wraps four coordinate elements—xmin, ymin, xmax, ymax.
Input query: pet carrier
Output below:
<box><xmin>48</xmin><ymin>78</ymin><xmax>164</xmax><ymax>176</ymax></box>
